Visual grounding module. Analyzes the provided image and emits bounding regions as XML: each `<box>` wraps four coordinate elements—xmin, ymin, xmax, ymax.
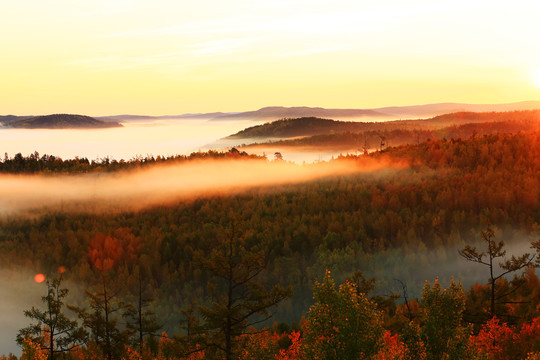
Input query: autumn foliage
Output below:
<box><xmin>5</xmin><ymin>127</ymin><xmax>540</xmax><ymax>359</ymax></box>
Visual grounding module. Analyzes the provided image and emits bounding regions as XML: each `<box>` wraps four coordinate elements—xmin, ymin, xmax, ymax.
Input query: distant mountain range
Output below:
<box><xmin>207</xmin><ymin>106</ymin><xmax>390</xmax><ymax>121</ymax></box>
<box><xmin>99</xmin><ymin>101</ymin><xmax>540</xmax><ymax>122</ymax></box>
<box><xmin>371</xmin><ymin>100</ymin><xmax>540</xmax><ymax>118</ymax></box>
<box><xmin>6</xmin><ymin>114</ymin><xmax>122</xmax><ymax>129</ymax></box>
<box><xmin>2</xmin><ymin>101</ymin><xmax>540</xmax><ymax>125</ymax></box>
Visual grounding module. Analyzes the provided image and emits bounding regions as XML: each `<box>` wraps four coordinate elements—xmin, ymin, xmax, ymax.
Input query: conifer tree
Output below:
<box><xmin>17</xmin><ymin>276</ymin><xmax>85</xmax><ymax>360</ymax></box>
<box><xmin>123</xmin><ymin>267</ymin><xmax>161</xmax><ymax>351</ymax></box>
<box><xmin>459</xmin><ymin>225</ymin><xmax>536</xmax><ymax>318</ymax></box>
<box><xmin>69</xmin><ymin>275</ymin><xmax>130</xmax><ymax>360</ymax></box>
<box><xmin>184</xmin><ymin>221</ymin><xmax>291</xmax><ymax>360</ymax></box>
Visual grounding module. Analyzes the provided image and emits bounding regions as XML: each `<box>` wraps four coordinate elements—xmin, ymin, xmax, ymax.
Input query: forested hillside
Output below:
<box><xmin>2</xmin><ymin>132</ymin><xmax>540</xmax><ymax>359</ymax></box>
<box><xmin>7</xmin><ymin>114</ymin><xmax>122</xmax><ymax>129</ymax></box>
<box><xmin>241</xmin><ymin>119</ymin><xmax>540</xmax><ymax>152</ymax></box>
<box><xmin>226</xmin><ymin>110</ymin><xmax>540</xmax><ymax>142</ymax></box>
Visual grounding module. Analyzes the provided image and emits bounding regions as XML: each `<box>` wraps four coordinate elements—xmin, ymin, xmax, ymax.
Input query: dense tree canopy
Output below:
<box><xmin>3</xmin><ymin>128</ymin><xmax>540</xmax><ymax>359</ymax></box>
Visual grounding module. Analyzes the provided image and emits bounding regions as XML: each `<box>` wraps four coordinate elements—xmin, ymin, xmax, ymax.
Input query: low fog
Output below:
<box><xmin>0</xmin><ymin>158</ymin><xmax>401</xmax><ymax>216</ymax></box>
<box><xmin>0</xmin><ymin>268</ymin><xmax>45</xmax><ymax>355</ymax></box>
<box><xmin>0</xmin><ymin>120</ymin><xmax>253</xmax><ymax>161</ymax></box>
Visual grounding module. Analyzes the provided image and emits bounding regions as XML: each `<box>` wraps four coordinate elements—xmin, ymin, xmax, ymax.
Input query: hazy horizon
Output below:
<box><xmin>3</xmin><ymin>99</ymin><xmax>540</xmax><ymax>119</ymax></box>
<box><xmin>2</xmin><ymin>1</ymin><xmax>540</xmax><ymax>115</ymax></box>
<box><xmin>0</xmin><ymin>120</ymin><xmax>253</xmax><ymax>162</ymax></box>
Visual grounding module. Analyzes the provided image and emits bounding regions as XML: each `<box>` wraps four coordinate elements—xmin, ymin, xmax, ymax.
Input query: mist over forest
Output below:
<box><xmin>1</xmin><ymin>109</ymin><xmax>540</xmax><ymax>359</ymax></box>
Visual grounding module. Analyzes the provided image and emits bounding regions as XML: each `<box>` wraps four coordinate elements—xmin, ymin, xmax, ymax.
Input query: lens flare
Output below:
<box><xmin>34</xmin><ymin>274</ymin><xmax>45</xmax><ymax>283</ymax></box>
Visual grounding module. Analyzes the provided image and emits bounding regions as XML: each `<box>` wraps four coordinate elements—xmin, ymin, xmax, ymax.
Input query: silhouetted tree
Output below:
<box><xmin>69</xmin><ymin>275</ymin><xmax>129</xmax><ymax>360</ymax></box>
<box><xmin>459</xmin><ymin>225</ymin><xmax>536</xmax><ymax>318</ymax></box>
<box><xmin>17</xmin><ymin>276</ymin><xmax>85</xmax><ymax>360</ymax></box>
<box><xmin>123</xmin><ymin>267</ymin><xmax>161</xmax><ymax>351</ymax></box>
<box><xmin>184</xmin><ymin>221</ymin><xmax>292</xmax><ymax>360</ymax></box>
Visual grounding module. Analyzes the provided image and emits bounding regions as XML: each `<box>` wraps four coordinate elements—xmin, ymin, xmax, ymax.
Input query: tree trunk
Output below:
<box><xmin>103</xmin><ymin>278</ymin><xmax>112</xmax><ymax>360</ymax></box>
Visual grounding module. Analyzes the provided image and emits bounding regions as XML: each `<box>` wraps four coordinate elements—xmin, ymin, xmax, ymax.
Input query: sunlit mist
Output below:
<box><xmin>0</xmin><ymin>157</ymin><xmax>404</xmax><ymax>216</ymax></box>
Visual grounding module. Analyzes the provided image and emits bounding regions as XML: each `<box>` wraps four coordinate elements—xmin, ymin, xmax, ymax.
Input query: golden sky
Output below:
<box><xmin>1</xmin><ymin>0</ymin><xmax>540</xmax><ymax>115</ymax></box>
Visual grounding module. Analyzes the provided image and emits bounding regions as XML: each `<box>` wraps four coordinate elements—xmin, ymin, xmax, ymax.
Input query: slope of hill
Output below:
<box><xmin>420</xmin><ymin>109</ymin><xmax>540</xmax><ymax>125</ymax></box>
<box><xmin>373</xmin><ymin>100</ymin><xmax>540</xmax><ymax>118</ymax></box>
<box><xmin>226</xmin><ymin>117</ymin><xmax>362</xmax><ymax>139</ymax></box>
<box><xmin>241</xmin><ymin>120</ymin><xmax>540</xmax><ymax>153</ymax></box>
<box><xmin>8</xmin><ymin>114</ymin><xmax>123</xmax><ymax>129</ymax></box>
<box><xmin>0</xmin><ymin>115</ymin><xmax>32</xmax><ymax>125</ymax></box>
<box><xmin>226</xmin><ymin>110</ymin><xmax>540</xmax><ymax>142</ymax></box>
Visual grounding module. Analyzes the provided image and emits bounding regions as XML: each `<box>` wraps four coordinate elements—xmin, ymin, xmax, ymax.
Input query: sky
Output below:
<box><xmin>1</xmin><ymin>0</ymin><xmax>540</xmax><ymax>116</ymax></box>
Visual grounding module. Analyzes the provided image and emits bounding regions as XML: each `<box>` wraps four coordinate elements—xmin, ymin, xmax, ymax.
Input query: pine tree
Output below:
<box><xmin>184</xmin><ymin>221</ymin><xmax>291</xmax><ymax>360</ymax></box>
<box><xmin>459</xmin><ymin>225</ymin><xmax>536</xmax><ymax>318</ymax></box>
<box><xmin>69</xmin><ymin>274</ymin><xmax>130</xmax><ymax>360</ymax></box>
<box><xmin>123</xmin><ymin>267</ymin><xmax>161</xmax><ymax>351</ymax></box>
<box><xmin>17</xmin><ymin>276</ymin><xmax>85</xmax><ymax>360</ymax></box>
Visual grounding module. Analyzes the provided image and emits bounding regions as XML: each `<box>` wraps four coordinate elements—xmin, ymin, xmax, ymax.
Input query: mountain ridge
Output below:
<box><xmin>208</xmin><ymin>106</ymin><xmax>392</xmax><ymax>121</ymax></box>
<box><xmin>3</xmin><ymin>101</ymin><xmax>540</xmax><ymax>124</ymax></box>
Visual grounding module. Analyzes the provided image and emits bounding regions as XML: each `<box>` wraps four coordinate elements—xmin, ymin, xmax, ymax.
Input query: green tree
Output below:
<box><xmin>302</xmin><ymin>271</ymin><xmax>384</xmax><ymax>360</ymax></box>
<box><xmin>17</xmin><ymin>276</ymin><xmax>85</xmax><ymax>360</ymax></box>
<box><xmin>420</xmin><ymin>279</ymin><xmax>470</xmax><ymax>360</ymax></box>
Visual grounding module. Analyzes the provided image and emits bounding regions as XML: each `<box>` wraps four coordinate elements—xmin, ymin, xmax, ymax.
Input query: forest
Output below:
<box><xmin>1</xmin><ymin>129</ymin><xmax>540</xmax><ymax>359</ymax></box>
<box><xmin>227</xmin><ymin>109</ymin><xmax>540</xmax><ymax>140</ymax></box>
<box><xmin>241</xmin><ymin>120</ymin><xmax>540</xmax><ymax>153</ymax></box>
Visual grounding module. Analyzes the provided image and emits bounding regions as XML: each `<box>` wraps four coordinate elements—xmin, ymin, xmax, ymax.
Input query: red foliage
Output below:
<box><xmin>471</xmin><ymin>317</ymin><xmax>540</xmax><ymax>360</ymax></box>
<box><xmin>374</xmin><ymin>331</ymin><xmax>407</xmax><ymax>360</ymax></box>
<box><xmin>519</xmin><ymin>318</ymin><xmax>540</xmax><ymax>356</ymax></box>
<box><xmin>88</xmin><ymin>233</ymin><xmax>122</xmax><ymax>271</ymax></box>
<box><xmin>276</xmin><ymin>331</ymin><xmax>303</xmax><ymax>360</ymax></box>
<box><xmin>471</xmin><ymin>317</ymin><xmax>515</xmax><ymax>360</ymax></box>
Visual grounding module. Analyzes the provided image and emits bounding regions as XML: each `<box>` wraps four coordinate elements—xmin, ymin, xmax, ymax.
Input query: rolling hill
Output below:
<box><xmin>8</xmin><ymin>114</ymin><xmax>123</xmax><ymax>129</ymax></box>
<box><xmin>0</xmin><ymin>115</ymin><xmax>32</xmax><ymax>125</ymax></box>
<box><xmin>226</xmin><ymin>110</ymin><xmax>540</xmax><ymax>141</ymax></box>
